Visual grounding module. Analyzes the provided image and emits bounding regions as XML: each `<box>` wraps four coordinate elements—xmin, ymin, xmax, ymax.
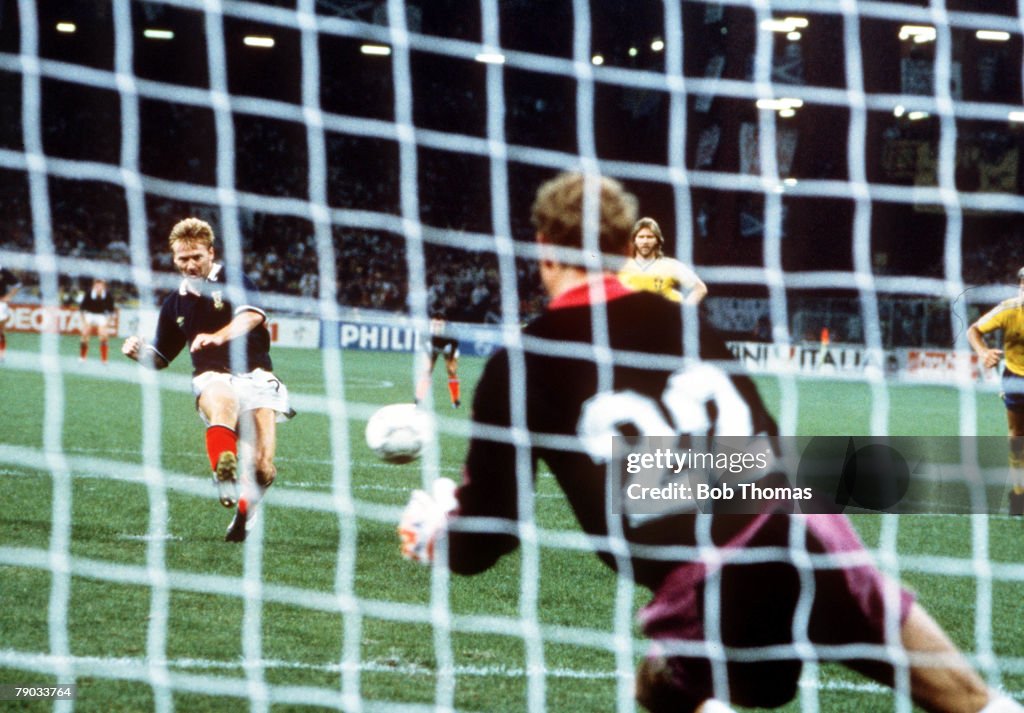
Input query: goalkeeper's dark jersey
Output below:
<box><xmin>79</xmin><ymin>289</ymin><xmax>115</xmax><ymax>315</ymax></box>
<box><xmin>449</xmin><ymin>276</ymin><xmax>778</xmax><ymax>590</ymax></box>
<box><xmin>149</xmin><ymin>263</ymin><xmax>272</xmax><ymax>376</ymax></box>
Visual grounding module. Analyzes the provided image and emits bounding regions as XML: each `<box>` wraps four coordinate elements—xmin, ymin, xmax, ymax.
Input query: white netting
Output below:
<box><xmin>0</xmin><ymin>0</ymin><xmax>1023</xmax><ymax>711</ymax></box>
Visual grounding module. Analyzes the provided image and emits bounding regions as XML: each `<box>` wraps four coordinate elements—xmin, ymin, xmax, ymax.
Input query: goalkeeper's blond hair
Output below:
<box><xmin>168</xmin><ymin>217</ymin><xmax>215</xmax><ymax>249</ymax></box>
<box><xmin>530</xmin><ymin>172</ymin><xmax>637</xmax><ymax>257</ymax></box>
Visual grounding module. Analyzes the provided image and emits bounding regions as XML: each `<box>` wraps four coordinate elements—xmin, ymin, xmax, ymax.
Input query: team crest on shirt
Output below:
<box><xmin>212</xmin><ymin>291</ymin><xmax>224</xmax><ymax>310</ymax></box>
<box><xmin>176</xmin><ymin>316</ymin><xmax>185</xmax><ymax>327</ymax></box>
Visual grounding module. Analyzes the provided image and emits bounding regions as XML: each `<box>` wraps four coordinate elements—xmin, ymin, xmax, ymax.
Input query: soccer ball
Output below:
<box><xmin>365</xmin><ymin>403</ymin><xmax>435</xmax><ymax>464</ymax></box>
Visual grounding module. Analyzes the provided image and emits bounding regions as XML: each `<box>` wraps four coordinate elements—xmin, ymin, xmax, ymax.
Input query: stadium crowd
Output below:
<box><xmin>0</xmin><ymin>168</ymin><xmax>546</xmax><ymax>323</ymax></box>
<box><xmin>0</xmin><ymin>75</ymin><xmax>1018</xmax><ymax>331</ymax></box>
<box><xmin>0</xmin><ymin>155</ymin><xmax>1019</xmax><ymax>336</ymax></box>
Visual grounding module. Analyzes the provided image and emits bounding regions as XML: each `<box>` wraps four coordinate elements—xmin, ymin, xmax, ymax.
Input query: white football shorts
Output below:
<box><xmin>192</xmin><ymin>368</ymin><xmax>294</xmax><ymax>424</ymax></box>
<box><xmin>83</xmin><ymin>312</ymin><xmax>111</xmax><ymax>330</ymax></box>
<box><xmin>0</xmin><ymin>301</ymin><xmax>10</xmax><ymax>326</ymax></box>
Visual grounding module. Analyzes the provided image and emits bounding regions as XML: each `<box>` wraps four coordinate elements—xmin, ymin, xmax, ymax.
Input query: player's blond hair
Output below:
<box><xmin>630</xmin><ymin>217</ymin><xmax>665</xmax><ymax>259</ymax></box>
<box><xmin>168</xmin><ymin>217</ymin><xmax>215</xmax><ymax>249</ymax></box>
<box><xmin>530</xmin><ymin>172</ymin><xmax>637</xmax><ymax>257</ymax></box>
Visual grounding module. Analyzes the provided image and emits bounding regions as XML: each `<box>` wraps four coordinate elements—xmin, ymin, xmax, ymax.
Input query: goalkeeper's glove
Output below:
<box><xmin>398</xmin><ymin>477</ymin><xmax>458</xmax><ymax>564</ymax></box>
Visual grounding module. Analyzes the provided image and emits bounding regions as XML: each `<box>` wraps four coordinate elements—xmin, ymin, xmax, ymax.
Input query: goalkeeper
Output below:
<box><xmin>122</xmin><ymin>218</ymin><xmax>293</xmax><ymax>542</ymax></box>
<box><xmin>400</xmin><ymin>173</ymin><xmax>1019</xmax><ymax>713</ymax></box>
<box><xmin>968</xmin><ymin>267</ymin><xmax>1024</xmax><ymax>517</ymax></box>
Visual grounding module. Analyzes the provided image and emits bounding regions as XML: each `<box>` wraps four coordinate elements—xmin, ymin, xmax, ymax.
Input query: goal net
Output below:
<box><xmin>0</xmin><ymin>0</ymin><xmax>1022</xmax><ymax>711</ymax></box>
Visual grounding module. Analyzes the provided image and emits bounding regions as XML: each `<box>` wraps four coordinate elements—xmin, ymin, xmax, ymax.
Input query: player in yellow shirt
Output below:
<box><xmin>968</xmin><ymin>267</ymin><xmax>1024</xmax><ymax>516</ymax></box>
<box><xmin>618</xmin><ymin>218</ymin><xmax>707</xmax><ymax>305</ymax></box>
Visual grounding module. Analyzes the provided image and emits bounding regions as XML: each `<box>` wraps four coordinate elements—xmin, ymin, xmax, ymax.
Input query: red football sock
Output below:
<box><xmin>80</xmin><ymin>342</ymin><xmax>88</xmax><ymax>359</ymax></box>
<box><xmin>100</xmin><ymin>342</ymin><xmax>109</xmax><ymax>362</ymax></box>
<box><xmin>448</xmin><ymin>378</ymin><xmax>460</xmax><ymax>405</ymax></box>
<box><xmin>205</xmin><ymin>425</ymin><xmax>238</xmax><ymax>472</ymax></box>
<box><xmin>0</xmin><ymin>333</ymin><xmax>6</xmax><ymax>357</ymax></box>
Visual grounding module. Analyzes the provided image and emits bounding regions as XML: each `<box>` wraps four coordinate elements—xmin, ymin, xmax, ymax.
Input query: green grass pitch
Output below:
<box><xmin>0</xmin><ymin>332</ymin><xmax>1021</xmax><ymax>712</ymax></box>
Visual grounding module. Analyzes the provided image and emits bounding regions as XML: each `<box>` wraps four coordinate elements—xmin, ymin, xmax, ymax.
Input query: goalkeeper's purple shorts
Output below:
<box><xmin>637</xmin><ymin>512</ymin><xmax>915</xmax><ymax>710</ymax></box>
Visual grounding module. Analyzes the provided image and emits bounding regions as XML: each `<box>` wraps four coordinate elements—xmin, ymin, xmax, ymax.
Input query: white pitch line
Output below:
<box><xmin>5</xmin><ymin>650</ymin><xmax>1014</xmax><ymax>702</ymax></box>
<box><xmin>115</xmin><ymin>533</ymin><xmax>184</xmax><ymax>542</ymax></box>
<box><xmin>343</xmin><ymin>377</ymin><xmax>397</xmax><ymax>389</ymax></box>
<box><xmin>301</xmin><ymin>482</ymin><xmax>565</xmax><ymax>500</ymax></box>
<box><xmin>0</xmin><ymin>465</ymin><xmax>566</xmax><ymax>499</ymax></box>
<box><xmin>0</xmin><ymin>651</ymin><xmax>621</xmax><ymax>681</ymax></box>
<box><xmin>58</xmin><ymin>445</ymin><xmax>466</xmax><ymax>470</ymax></box>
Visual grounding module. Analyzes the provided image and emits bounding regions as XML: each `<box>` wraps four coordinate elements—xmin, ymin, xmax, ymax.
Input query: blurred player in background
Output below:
<box><xmin>968</xmin><ymin>266</ymin><xmax>1024</xmax><ymax>517</ymax></box>
<box><xmin>78</xmin><ymin>278</ymin><xmax>116</xmax><ymax>364</ymax></box>
<box><xmin>0</xmin><ymin>264</ymin><xmax>21</xmax><ymax>362</ymax></box>
<box><xmin>122</xmin><ymin>218</ymin><xmax>293</xmax><ymax>542</ymax></box>
<box><xmin>399</xmin><ymin>173</ymin><xmax>1018</xmax><ymax>713</ymax></box>
<box><xmin>415</xmin><ymin>314</ymin><xmax>461</xmax><ymax>408</ymax></box>
<box><xmin>619</xmin><ymin>217</ymin><xmax>707</xmax><ymax>305</ymax></box>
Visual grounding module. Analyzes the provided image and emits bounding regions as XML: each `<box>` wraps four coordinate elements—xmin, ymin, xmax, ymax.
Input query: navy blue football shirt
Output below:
<box><xmin>149</xmin><ymin>264</ymin><xmax>272</xmax><ymax>376</ymax></box>
<box><xmin>80</xmin><ymin>289</ymin><xmax>115</xmax><ymax>315</ymax></box>
<box><xmin>0</xmin><ymin>268</ymin><xmax>20</xmax><ymax>297</ymax></box>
